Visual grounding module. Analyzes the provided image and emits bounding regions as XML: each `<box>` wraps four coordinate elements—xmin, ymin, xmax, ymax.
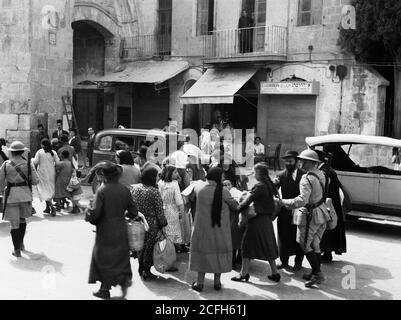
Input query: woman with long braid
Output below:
<box><xmin>232</xmin><ymin>162</ymin><xmax>280</xmax><ymax>283</ymax></box>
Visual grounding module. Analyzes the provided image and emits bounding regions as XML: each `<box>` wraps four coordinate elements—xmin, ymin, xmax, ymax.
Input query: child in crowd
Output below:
<box><xmin>55</xmin><ymin>150</ymin><xmax>73</xmax><ymax>212</ymax></box>
<box><xmin>67</xmin><ymin>170</ymin><xmax>84</xmax><ymax>214</ymax></box>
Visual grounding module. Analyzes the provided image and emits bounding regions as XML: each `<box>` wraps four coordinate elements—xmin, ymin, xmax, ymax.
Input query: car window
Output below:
<box><xmin>341</xmin><ymin>144</ymin><xmax>399</xmax><ymax>174</ymax></box>
<box><xmin>99</xmin><ymin>136</ymin><xmax>112</xmax><ymax>151</ymax></box>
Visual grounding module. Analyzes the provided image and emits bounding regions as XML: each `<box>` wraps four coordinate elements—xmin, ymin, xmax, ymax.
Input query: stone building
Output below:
<box><xmin>0</xmin><ymin>0</ymin><xmax>390</xmax><ymax>156</ymax></box>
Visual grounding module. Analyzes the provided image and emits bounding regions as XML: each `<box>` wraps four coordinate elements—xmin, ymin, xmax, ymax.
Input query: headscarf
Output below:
<box><xmin>141</xmin><ymin>166</ymin><xmax>159</xmax><ymax>188</ymax></box>
<box><xmin>206</xmin><ymin>167</ymin><xmax>224</xmax><ymax>228</ymax></box>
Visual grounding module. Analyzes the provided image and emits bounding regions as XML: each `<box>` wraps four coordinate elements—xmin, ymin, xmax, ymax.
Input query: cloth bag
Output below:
<box><xmin>127</xmin><ymin>215</ymin><xmax>150</xmax><ymax>252</ymax></box>
<box><xmin>180</xmin><ymin>209</ymin><xmax>193</xmax><ymax>244</ymax></box>
<box><xmin>153</xmin><ymin>231</ymin><xmax>177</xmax><ymax>274</ymax></box>
<box><xmin>325</xmin><ymin>198</ymin><xmax>338</xmax><ymax>230</ymax></box>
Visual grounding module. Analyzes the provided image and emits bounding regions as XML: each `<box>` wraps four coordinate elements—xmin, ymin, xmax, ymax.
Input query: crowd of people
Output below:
<box><xmin>0</xmin><ymin>120</ymin><xmax>347</xmax><ymax>300</ymax></box>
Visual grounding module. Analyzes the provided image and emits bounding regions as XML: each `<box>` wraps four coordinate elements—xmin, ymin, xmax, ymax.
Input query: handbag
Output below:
<box><xmin>153</xmin><ymin>231</ymin><xmax>177</xmax><ymax>274</ymax></box>
<box><xmin>127</xmin><ymin>215</ymin><xmax>150</xmax><ymax>252</ymax></box>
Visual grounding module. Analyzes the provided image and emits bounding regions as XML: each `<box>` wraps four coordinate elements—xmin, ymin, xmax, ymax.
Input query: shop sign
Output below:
<box><xmin>260</xmin><ymin>81</ymin><xmax>320</xmax><ymax>95</ymax></box>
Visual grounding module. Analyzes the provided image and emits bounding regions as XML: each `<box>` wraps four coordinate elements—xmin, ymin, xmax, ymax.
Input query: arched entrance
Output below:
<box><xmin>72</xmin><ymin>20</ymin><xmax>111</xmax><ymax>137</ymax></box>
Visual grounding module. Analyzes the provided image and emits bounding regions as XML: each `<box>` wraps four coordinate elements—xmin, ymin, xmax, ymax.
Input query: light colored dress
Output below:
<box><xmin>33</xmin><ymin>149</ymin><xmax>59</xmax><ymax>201</ymax></box>
<box><xmin>158</xmin><ymin>180</ymin><xmax>183</xmax><ymax>244</ymax></box>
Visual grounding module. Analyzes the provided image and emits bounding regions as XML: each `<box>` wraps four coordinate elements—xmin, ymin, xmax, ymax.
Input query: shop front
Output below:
<box><xmin>258</xmin><ymin>80</ymin><xmax>320</xmax><ymax>155</ymax></box>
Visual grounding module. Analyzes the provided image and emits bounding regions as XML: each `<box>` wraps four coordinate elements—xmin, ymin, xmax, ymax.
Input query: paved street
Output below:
<box><xmin>0</xmin><ymin>185</ymin><xmax>400</xmax><ymax>300</ymax></box>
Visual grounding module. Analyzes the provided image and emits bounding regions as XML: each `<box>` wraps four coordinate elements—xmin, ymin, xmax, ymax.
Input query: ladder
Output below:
<box><xmin>61</xmin><ymin>92</ymin><xmax>80</xmax><ymax>139</ymax></box>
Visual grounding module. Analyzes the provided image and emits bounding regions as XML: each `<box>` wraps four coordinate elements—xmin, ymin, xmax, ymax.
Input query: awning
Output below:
<box><xmin>180</xmin><ymin>68</ymin><xmax>259</xmax><ymax>105</ymax></box>
<box><xmin>95</xmin><ymin>60</ymin><xmax>190</xmax><ymax>85</ymax></box>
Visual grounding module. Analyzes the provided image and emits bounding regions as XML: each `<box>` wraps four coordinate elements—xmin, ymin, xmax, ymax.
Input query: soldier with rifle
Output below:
<box><xmin>0</xmin><ymin>141</ymin><xmax>39</xmax><ymax>258</ymax></box>
<box><xmin>278</xmin><ymin>150</ymin><xmax>331</xmax><ymax>288</ymax></box>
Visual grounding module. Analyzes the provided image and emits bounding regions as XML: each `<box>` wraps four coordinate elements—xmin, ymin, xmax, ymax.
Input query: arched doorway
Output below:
<box><xmin>72</xmin><ymin>20</ymin><xmax>111</xmax><ymax>137</ymax></box>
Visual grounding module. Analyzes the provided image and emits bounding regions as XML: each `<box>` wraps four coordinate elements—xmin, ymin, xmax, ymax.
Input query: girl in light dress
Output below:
<box><xmin>158</xmin><ymin>165</ymin><xmax>186</xmax><ymax>257</ymax></box>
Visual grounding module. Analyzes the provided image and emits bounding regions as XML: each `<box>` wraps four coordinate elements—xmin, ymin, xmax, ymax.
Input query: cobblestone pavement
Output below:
<box><xmin>0</xmin><ymin>186</ymin><xmax>400</xmax><ymax>300</ymax></box>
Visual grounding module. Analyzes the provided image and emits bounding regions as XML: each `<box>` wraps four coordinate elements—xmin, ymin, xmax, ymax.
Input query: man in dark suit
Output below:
<box><xmin>274</xmin><ymin>151</ymin><xmax>305</xmax><ymax>271</ymax></box>
<box><xmin>69</xmin><ymin>128</ymin><xmax>81</xmax><ymax>156</ymax></box>
<box><xmin>52</xmin><ymin>120</ymin><xmax>69</xmax><ymax>139</ymax></box>
<box><xmin>87</xmin><ymin>127</ymin><xmax>96</xmax><ymax>167</ymax></box>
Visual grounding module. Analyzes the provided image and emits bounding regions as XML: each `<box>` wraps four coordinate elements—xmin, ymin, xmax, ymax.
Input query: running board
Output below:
<box><xmin>348</xmin><ymin>211</ymin><xmax>401</xmax><ymax>223</ymax></box>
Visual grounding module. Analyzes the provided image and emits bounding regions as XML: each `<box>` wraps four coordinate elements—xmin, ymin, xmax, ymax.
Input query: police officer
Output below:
<box><xmin>0</xmin><ymin>141</ymin><xmax>39</xmax><ymax>258</ymax></box>
<box><xmin>279</xmin><ymin>150</ymin><xmax>330</xmax><ymax>288</ymax></box>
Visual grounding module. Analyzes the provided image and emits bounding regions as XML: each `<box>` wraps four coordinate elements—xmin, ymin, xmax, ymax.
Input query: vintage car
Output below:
<box><xmin>306</xmin><ymin>134</ymin><xmax>401</xmax><ymax>222</ymax></box>
<box><xmin>92</xmin><ymin>128</ymin><xmax>187</xmax><ymax>166</ymax></box>
<box><xmin>87</xmin><ymin>128</ymin><xmax>187</xmax><ymax>192</ymax></box>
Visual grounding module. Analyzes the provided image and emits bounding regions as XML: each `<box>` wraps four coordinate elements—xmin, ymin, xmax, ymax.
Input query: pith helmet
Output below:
<box><xmin>297</xmin><ymin>149</ymin><xmax>321</xmax><ymax>163</ymax></box>
<box><xmin>8</xmin><ymin>141</ymin><xmax>27</xmax><ymax>152</ymax></box>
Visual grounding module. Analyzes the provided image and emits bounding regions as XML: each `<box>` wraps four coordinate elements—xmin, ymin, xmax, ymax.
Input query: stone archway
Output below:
<box><xmin>72</xmin><ymin>1</ymin><xmax>121</xmax><ymax>37</ymax></box>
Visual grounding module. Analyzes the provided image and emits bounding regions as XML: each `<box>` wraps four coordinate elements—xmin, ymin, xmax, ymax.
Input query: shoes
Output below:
<box><xmin>192</xmin><ymin>282</ymin><xmax>204</xmax><ymax>292</ymax></box>
<box><xmin>43</xmin><ymin>207</ymin><xmax>50</xmax><ymax>214</ymax></box>
<box><xmin>93</xmin><ymin>290</ymin><xmax>111</xmax><ymax>300</ymax></box>
<box><xmin>214</xmin><ymin>283</ymin><xmax>222</xmax><ymax>291</ymax></box>
<box><xmin>12</xmin><ymin>250</ymin><xmax>22</xmax><ymax>258</ymax></box>
<box><xmin>277</xmin><ymin>263</ymin><xmax>289</xmax><ymax>270</ymax></box>
<box><xmin>293</xmin><ymin>264</ymin><xmax>302</xmax><ymax>272</ymax></box>
<box><xmin>231</xmin><ymin>274</ymin><xmax>250</xmax><ymax>282</ymax></box>
<box><xmin>305</xmin><ymin>273</ymin><xmax>325</xmax><ymax>288</ymax></box>
<box><xmin>142</xmin><ymin>271</ymin><xmax>158</xmax><ymax>281</ymax></box>
<box><xmin>303</xmin><ymin>273</ymin><xmax>313</xmax><ymax>281</ymax></box>
<box><xmin>51</xmin><ymin>206</ymin><xmax>57</xmax><ymax>216</ymax></box>
<box><xmin>268</xmin><ymin>274</ymin><xmax>281</xmax><ymax>283</ymax></box>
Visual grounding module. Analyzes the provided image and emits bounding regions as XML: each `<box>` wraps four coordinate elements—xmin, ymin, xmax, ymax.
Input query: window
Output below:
<box><xmin>297</xmin><ymin>0</ymin><xmax>323</xmax><ymax>26</ymax></box>
<box><xmin>99</xmin><ymin>136</ymin><xmax>112</xmax><ymax>151</ymax></box>
<box><xmin>197</xmin><ymin>0</ymin><xmax>214</xmax><ymax>36</ymax></box>
<box><xmin>158</xmin><ymin>0</ymin><xmax>172</xmax><ymax>35</ymax></box>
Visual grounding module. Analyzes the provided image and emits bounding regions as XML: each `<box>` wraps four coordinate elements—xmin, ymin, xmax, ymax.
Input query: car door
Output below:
<box><xmin>379</xmin><ymin>174</ymin><xmax>401</xmax><ymax>216</ymax></box>
<box><xmin>337</xmin><ymin>171</ymin><xmax>380</xmax><ymax>206</ymax></box>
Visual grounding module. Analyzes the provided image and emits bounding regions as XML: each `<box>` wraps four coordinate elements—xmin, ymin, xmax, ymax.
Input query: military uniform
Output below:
<box><xmin>0</xmin><ymin>142</ymin><xmax>39</xmax><ymax>257</ymax></box>
<box><xmin>281</xmin><ymin>150</ymin><xmax>331</xmax><ymax>288</ymax></box>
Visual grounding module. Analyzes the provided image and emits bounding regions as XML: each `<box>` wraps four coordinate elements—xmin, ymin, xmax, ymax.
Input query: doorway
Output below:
<box><xmin>73</xmin><ymin>90</ymin><xmax>104</xmax><ymax>137</ymax></box>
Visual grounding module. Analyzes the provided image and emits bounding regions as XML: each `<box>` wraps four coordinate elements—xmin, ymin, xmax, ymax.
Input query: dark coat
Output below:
<box><xmin>69</xmin><ymin>137</ymin><xmax>82</xmax><ymax>154</ymax></box>
<box><xmin>52</xmin><ymin>130</ymin><xmax>69</xmax><ymax>139</ymax></box>
<box><xmin>238</xmin><ymin>182</ymin><xmax>278</xmax><ymax>261</ymax></box>
<box><xmin>86</xmin><ymin>182</ymin><xmax>138</xmax><ymax>288</ymax></box>
<box><xmin>275</xmin><ymin>169</ymin><xmax>305</xmax><ymax>258</ymax></box>
<box><xmin>320</xmin><ymin>168</ymin><xmax>347</xmax><ymax>254</ymax></box>
<box><xmin>87</xmin><ymin>134</ymin><xmax>96</xmax><ymax>160</ymax></box>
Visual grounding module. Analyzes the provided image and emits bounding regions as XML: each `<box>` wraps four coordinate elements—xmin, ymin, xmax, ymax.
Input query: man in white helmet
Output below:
<box><xmin>0</xmin><ymin>141</ymin><xmax>39</xmax><ymax>258</ymax></box>
<box><xmin>279</xmin><ymin>149</ymin><xmax>331</xmax><ymax>288</ymax></box>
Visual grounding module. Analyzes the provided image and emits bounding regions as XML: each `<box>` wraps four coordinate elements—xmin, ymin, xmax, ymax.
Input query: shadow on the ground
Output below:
<box><xmin>133</xmin><ymin>252</ymin><xmax>394</xmax><ymax>300</ymax></box>
<box><xmin>9</xmin><ymin>251</ymin><xmax>64</xmax><ymax>275</ymax></box>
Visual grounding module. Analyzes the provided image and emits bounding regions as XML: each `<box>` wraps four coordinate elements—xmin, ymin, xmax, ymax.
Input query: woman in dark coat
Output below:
<box><xmin>232</xmin><ymin>162</ymin><xmax>280</xmax><ymax>283</ymax></box>
<box><xmin>86</xmin><ymin>163</ymin><xmax>140</xmax><ymax>300</ymax></box>
<box><xmin>131</xmin><ymin>166</ymin><xmax>168</xmax><ymax>281</ymax></box>
<box><xmin>319</xmin><ymin>167</ymin><xmax>347</xmax><ymax>261</ymax></box>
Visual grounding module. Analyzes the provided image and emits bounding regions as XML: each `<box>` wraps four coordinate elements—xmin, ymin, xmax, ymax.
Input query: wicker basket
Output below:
<box><xmin>127</xmin><ymin>221</ymin><xmax>146</xmax><ymax>252</ymax></box>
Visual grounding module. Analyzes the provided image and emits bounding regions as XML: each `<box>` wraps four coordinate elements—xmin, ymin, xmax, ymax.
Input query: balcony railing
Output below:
<box><xmin>203</xmin><ymin>25</ymin><xmax>287</xmax><ymax>61</ymax></box>
<box><xmin>123</xmin><ymin>34</ymin><xmax>171</xmax><ymax>59</ymax></box>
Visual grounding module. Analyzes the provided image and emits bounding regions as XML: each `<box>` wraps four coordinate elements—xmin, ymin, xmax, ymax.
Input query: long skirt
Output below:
<box><xmin>242</xmin><ymin>215</ymin><xmax>278</xmax><ymax>261</ymax></box>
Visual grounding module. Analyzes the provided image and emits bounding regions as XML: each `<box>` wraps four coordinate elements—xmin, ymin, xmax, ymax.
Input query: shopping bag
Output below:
<box><xmin>127</xmin><ymin>215</ymin><xmax>149</xmax><ymax>252</ymax></box>
<box><xmin>153</xmin><ymin>232</ymin><xmax>177</xmax><ymax>274</ymax></box>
